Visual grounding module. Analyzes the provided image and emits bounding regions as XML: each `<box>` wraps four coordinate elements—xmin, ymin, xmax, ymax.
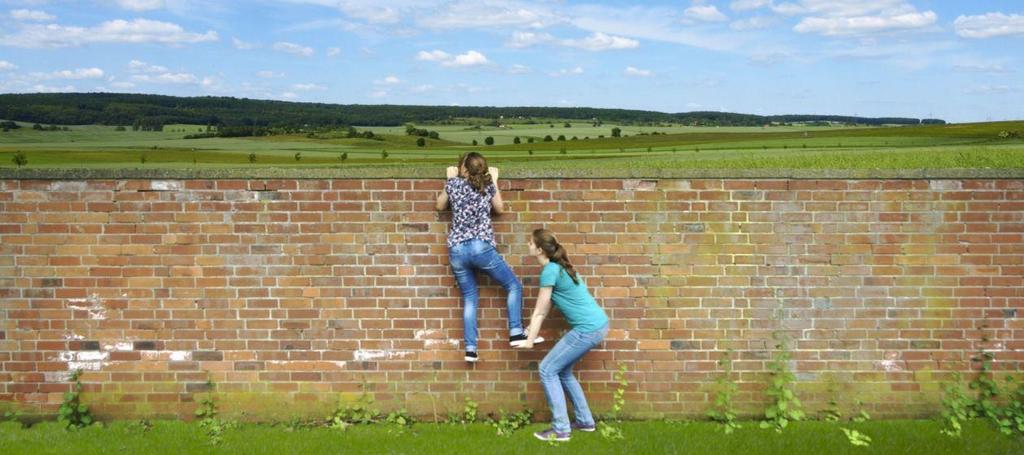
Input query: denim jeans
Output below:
<box><xmin>448</xmin><ymin>239</ymin><xmax>523</xmax><ymax>352</ymax></box>
<box><xmin>539</xmin><ymin>323</ymin><xmax>608</xmax><ymax>433</ymax></box>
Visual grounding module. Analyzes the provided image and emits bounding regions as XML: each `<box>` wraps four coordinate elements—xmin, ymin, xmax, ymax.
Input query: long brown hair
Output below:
<box><xmin>532</xmin><ymin>228</ymin><xmax>579</xmax><ymax>284</ymax></box>
<box><xmin>458</xmin><ymin>152</ymin><xmax>492</xmax><ymax>194</ymax></box>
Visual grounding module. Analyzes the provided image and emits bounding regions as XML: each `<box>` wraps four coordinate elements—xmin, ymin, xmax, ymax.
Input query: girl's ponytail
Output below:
<box><xmin>532</xmin><ymin>229</ymin><xmax>579</xmax><ymax>284</ymax></box>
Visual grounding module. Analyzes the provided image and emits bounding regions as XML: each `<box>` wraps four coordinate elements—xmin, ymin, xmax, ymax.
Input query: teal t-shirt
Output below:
<box><xmin>539</xmin><ymin>262</ymin><xmax>609</xmax><ymax>333</ymax></box>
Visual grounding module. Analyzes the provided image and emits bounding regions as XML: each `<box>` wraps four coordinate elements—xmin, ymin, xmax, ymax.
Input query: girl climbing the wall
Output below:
<box><xmin>435</xmin><ymin>152</ymin><xmax>541</xmax><ymax>363</ymax></box>
<box><xmin>517</xmin><ymin>228</ymin><xmax>609</xmax><ymax>442</ymax></box>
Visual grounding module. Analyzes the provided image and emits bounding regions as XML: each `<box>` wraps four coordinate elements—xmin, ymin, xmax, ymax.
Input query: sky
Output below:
<box><xmin>0</xmin><ymin>0</ymin><xmax>1022</xmax><ymax>123</ymax></box>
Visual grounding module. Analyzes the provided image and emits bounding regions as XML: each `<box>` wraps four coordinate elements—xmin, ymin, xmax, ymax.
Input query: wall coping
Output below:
<box><xmin>1</xmin><ymin>167</ymin><xmax>1023</xmax><ymax>180</ymax></box>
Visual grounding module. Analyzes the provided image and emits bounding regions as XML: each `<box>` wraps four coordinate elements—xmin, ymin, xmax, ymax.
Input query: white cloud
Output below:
<box><xmin>128</xmin><ymin>60</ymin><xmax>168</xmax><ymax>73</ymax></box>
<box><xmin>730</xmin><ymin>0</ymin><xmax>770</xmax><ymax>11</ymax></box>
<box><xmin>954</xmin><ymin>13</ymin><xmax>1024</xmax><ymax>39</ymax></box>
<box><xmin>31</xmin><ymin>84</ymin><xmax>76</xmax><ymax>93</ymax></box>
<box><xmin>952</xmin><ymin>63</ymin><xmax>1010</xmax><ymax>74</ymax></box>
<box><xmin>623</xmin><ymin>66</ymin><xmax>651</xmax><ymax>77</ymax></box>
<box><xmin>232</xmin><ymin>37</ymin><xmax>257</xmax><ymax>50</ymax></box>
<box><xmin>375</xmin><ymin>75</ymin><xmax>401</xmax><ymax>85</ymax></box>
<box><xmin>415</xmin><ymin>49</ymin><xmax>451</xmax><ymax>62</ymax></box>
<box><xmin>446</xmin><ymin>50</ymin><xmax>488</xmax><ymax>66</ymax></box>
<box><xmin>338</xmin><ymin>1</ymin><xmax>402</xmax><ymax>24</ymax></box>
<box><xmin>508</xmin><ymin>64</ymin><xmax>530</xmax><ymax>74</ymax></box>
<box><xmin>34</xmin><ymin>67</ymin><xmax>105</xmax><ymax>79</ymax></box>
<box><xmin>369</xmin><ymin>89</ymin><xmax>388</xmax><ymax>98</ymax></box>
<box><xmin>964</xmin><ymin>84</ymin><xmax>1016</xmax><ymax>95</ymax></box>
<box><xmin>10</xmin><ymin>9</ymin><xmax>55</xmax><ymax>21</ymax></box>
<box><xmin>507</xmin><ymin>31</ymin><xmax>637</xmax><ymax>51</ymax></box>
<box><xmin>826</xmin><ymin>39</ymin><xmax>954</xmax><ymax>70</ymax></box>
<box><xmin>280</xmin><ymin>91</ymin><xmax>299</xmax><ymax>99</ymax></box>
<box><xmin>0</xmin><ymin>60</ymin><xmax>17</xmax><ymax>71</ymax></box>
<box><xmin>417</xmin><ymin>49</ymin><xmax>488</xmax><ymax>67</ymax></box>
<box><xmin>256</xmin><ymin>70</ymin><xmax>283</xmax><ymax>78</ymax></box>
<box><xmin>562</xmin><ymin>32</ymin><xmax>639</xmax><ymax>51</ymax></box>
<box><xmin>454</xmin><ymin>82</ymin><xmax>485</xmax><ymax>93</ymax></box>
<box><xmin>507</xmin><ymin>31</ymin><xmax>554</xmax><ymax>48</ymax></box>
<box><xmin>273</xmin><ymin>41</ymin><xmax>314</xmax><ymax>57</ymax></box>
<box><xmin>326</xmin><ymin>47</ymin><xmax>341</xmax><ymax>57</ymax></box>
<box><xmin>685</xmin><ymin>5</ymin><xmax>727</xmax><ymax>22</ymax></box>
<box><xmin>292</xmin><ymin>83</ymin><xmax>327</xmax><ymax>91</ymax></box>
<box><xmin>110</xmin><ymin>81</ymin><xmax>136</xmax><ymax>89</ymax></box>
<box><xmin>420</xmin><ymin>0</ymin><xmax>560</xmax><ymax>29</ymax></box>
<box><xmin>549</xmin><ymin>66</ymin><xmax>584</xmax><ymax>77</ymax></box>
<box><xmin>569</xmin><ymin>4</ymin><xmax>740</xmax><ymax>51</ymax></box>
<box><xmin>115</xmin><ymin>0</ymin><xmax>165</xmax><ymax>12</ymax></box>
<box><xmin>132</xmin><ymin>72</ymin><xmax>199</xmax><ymax>84</ymax></box>
<box><xmin>408</xmin><ymin>84</ymin><xmax>434</xmax><ymax>93</ymax></box>
<box><xmin>772</xmin><ymin>0</ymin><xmax>914</xmax><ymax>18</ymax></box>
<box><xmin>748</xmin><ymin>50</ymin><xmax>798</xmax><ymax>65</ymax></box>
<box><xmin>0</xmin><ymin>18</ymin><xmax>217</xmax><ymax>48</ymax></box>
<box><xmin>794</xmin><ymin>11</ymin><xmax>936</xmax><ymax>36</ymax></box>
<box><xmin>201</xmin><ymin>77</ymin><xmax>220</xmax><ymax>89</ymax></box>
<box><xmin>730</xmin><ymin>15</ymin><xmax>776</xmax><ymax>30</ymax></box>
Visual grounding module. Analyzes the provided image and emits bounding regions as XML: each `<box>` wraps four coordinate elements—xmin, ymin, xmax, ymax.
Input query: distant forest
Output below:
<box><xmin>0</xmin><ymin>92</ymin><xmax>946</xmax><ymax>129</ymax></box>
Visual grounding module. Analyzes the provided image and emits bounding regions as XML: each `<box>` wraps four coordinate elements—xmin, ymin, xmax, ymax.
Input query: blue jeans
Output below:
<box><xmin>448</xmin><ymin>239</ymin><xmax>523</xmax><ymax>352</ymax></box>
<box><xmin>539</xmin><ymin>323</ymin><xmax>608</xmax><ymax>433</ymax></box>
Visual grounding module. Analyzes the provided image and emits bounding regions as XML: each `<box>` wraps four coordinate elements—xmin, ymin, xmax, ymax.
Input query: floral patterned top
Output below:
<box><xmin>445</xmin><ymin>177</ymin><xmax>497</xmax><ymax>248</ymax></box>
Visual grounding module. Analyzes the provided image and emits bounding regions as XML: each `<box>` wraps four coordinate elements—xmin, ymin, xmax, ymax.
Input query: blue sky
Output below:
<box><xmin>0</xmin><ymin>0</ymin><xmax>1022</xmax><ymax>122</ymax></box>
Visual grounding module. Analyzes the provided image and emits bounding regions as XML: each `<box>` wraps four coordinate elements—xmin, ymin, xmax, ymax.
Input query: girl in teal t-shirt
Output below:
<box><xmin>519</xmin><ymin>228</ymin><xmax>609</xmax><ymax>441</ymax></box>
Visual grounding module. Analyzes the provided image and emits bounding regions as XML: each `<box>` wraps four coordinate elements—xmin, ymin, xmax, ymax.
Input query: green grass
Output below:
<box><xmin>1</xmin><ymin>420</ymin><xmax>1021</xmax><ymax>454</ymax></box>
<box><xmin>1</xmin><ymin>120</ymin><xmax>1022</xmax><ymax>170</ymax></box>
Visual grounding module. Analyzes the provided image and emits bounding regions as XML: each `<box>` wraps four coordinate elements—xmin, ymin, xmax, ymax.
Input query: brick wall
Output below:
<box><xmin>0</xmin><ymin>178</ymin><xmax>1022</xmax><ymax>420</ymax></box>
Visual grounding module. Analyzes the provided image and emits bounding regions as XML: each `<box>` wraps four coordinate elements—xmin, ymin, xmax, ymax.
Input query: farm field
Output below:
<box><xmin>0</xmin><ymin>120</ymin><xmax>1022</xmax><ymax>170</ymax></box>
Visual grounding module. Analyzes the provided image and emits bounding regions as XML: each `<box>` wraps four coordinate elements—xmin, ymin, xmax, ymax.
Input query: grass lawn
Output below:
<box><xmin>1</xmin><ymin>420</ymin><xmax>1022</xmax><ymax>454</ymax></box>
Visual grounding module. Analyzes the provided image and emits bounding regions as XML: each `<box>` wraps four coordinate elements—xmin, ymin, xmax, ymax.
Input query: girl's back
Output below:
<box><xmin>445</xmin><ymin>177</ymin><xmax>497</xmax><ymax>248</ymax></box>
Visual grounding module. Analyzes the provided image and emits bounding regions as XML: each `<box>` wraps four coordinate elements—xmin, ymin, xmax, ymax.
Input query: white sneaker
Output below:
<box><xmin>510</xmin><ymin>335</ymin><xmax>544</xmax><ymax>348</ymax></box>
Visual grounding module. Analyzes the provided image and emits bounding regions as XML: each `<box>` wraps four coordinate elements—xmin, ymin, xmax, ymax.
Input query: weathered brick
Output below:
<box><xmin>191</xmin><ymin>351</ymin><xmax>223</xmax><ymax>361</ymax></box>
<box><xmin>670</xmin><ymin>340</ymin><xmax>699</xmax><ymax>350</ymax></box>
<box><xmin>0</xmin><ymin>177</ymin><xmax>1020</xmax><ymax>421</ymax></box>
<box><xmin>185</xmin><ymin>382</ymin><xmax>213</xmax><ymax>393</ymax></box>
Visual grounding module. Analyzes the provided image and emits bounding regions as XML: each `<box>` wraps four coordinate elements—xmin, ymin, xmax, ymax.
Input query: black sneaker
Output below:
<box><xmin>465</xmin><ymin>351</ymin><xmax>478</xmax><ymax>362</ymax></box>
<box><xmin>509</xmin><ymin>334</ymin><xmax>545</xmax><ymax>348</ymax></box>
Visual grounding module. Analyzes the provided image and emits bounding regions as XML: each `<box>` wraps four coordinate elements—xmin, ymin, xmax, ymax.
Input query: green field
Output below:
<box><xmin>1</xmin><ymin>120</ymin><xmax>1022</xmax><ymax>170</ymax></box>
<box><xmin>2</xmin><ymin>420</ymin><xmax>1022</xmax><ymax>455</ymax></box>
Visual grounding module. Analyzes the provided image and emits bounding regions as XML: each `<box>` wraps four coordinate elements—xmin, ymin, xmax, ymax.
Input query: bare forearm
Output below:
<box><xmin>435</xmin><ymin>192</ymin><xmax>448</xmax><ymax>211</ymax></box>
<box><xmin>491</xmin><ymin>189</ymin><xmax>505</xmax><ymax>215</ymax></box>
<box><xmin>527</xmin><ymin>290</ymin><xmax>552</xmax><ymax>342</ymax></box>
<box><xmin>527</xmin><ymin>312</ymin><xmax>546</xmax><ymax>341</ymax></box>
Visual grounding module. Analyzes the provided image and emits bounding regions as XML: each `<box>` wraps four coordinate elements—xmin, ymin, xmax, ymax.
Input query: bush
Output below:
<box><xmin>12</xmin><ymin>151</ymin><xmax>27</xmax><ymax>168</ymax></box>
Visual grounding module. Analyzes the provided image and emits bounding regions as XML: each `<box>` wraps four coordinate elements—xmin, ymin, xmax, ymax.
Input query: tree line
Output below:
<box><xmin>0</xmin><ymin>92</ymin><xmax>945</xmax><ymax>129</ymax></box>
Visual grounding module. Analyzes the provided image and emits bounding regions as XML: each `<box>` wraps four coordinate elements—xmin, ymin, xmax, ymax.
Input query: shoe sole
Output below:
<box><xmin>574</xmin><ymin>427</ymin><xmax>596</xmax><ymax>432</ymax></box>
<box><xmin>533</xmin><ymin>432</ymin><xmax>570</xmax><ymax>442</ymax></box>
<box><xmin>510</xmin><ymin>336</ymin><xmax>544</xmax><ymax>348</ymax></box>
<box><xmin>465</xmin><ymin>356</ymin><xmax>478</xmax><ymax>362</ymax></box>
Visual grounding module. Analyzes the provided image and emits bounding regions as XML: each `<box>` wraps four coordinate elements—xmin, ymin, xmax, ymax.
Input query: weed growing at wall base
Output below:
<box><xmin>487</xmin><ymin>408</ymin><xmax>533</xmax><ymax>437</ymax></box>
<box><xmin>599</xmin><ymin>363</ymin><xmax>628</xmax><ymax>441</ymax></box>
<box><xmin>194</xmin><ymin>376</ymin><xmax>235</xmax><ymax>445</ymax></box>
<box><xmin>328</xmin><ymin>393</ymin><xmax>381</xmax><ymax>430</ymax></box>
<box><xmin>707</xmin><ymin>351</ymin><xmax>741</xmax><ymax>434</ymax></box>
<box><xmin>445</xmin><ymin>397</ymin><xmax>478</xmax><ymax>425</ymax></box>
<box><xmin>760</xmin><ymin>331</ymin><xmax>805</xmax><ymax>432</ymax></box>
<box><xmin>58</xmin><ymin>370</ymin><xmax>93</xmax><ymax>430</ymax></box>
